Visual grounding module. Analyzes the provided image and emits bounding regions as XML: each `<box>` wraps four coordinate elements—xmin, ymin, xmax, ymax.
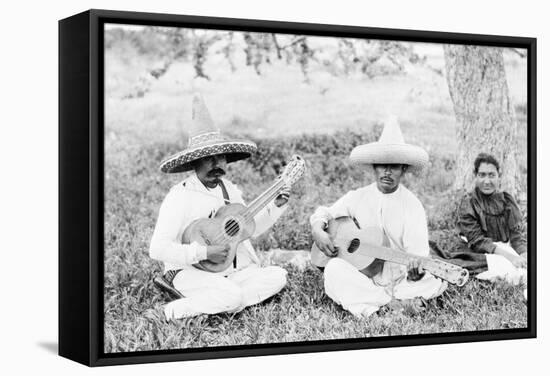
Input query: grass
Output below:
<box><xmin>105</xmin><ymin>264</ymin><xmax>527</xmax><ymax>352</ymax></box>
<box><xmin>103</xmin><ymin>130</ymin><xmax>528</xmax><ymax>353</ymax></box>
<box><xmin>103</xmin><ymin>30</ymin><xmax>529</xmax><ymax>353</ymax></box>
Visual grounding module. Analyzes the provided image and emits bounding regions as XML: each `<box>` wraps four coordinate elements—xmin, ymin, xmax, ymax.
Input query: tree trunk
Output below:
<box><xmin>443</xmin><ymin>45</ymin><xmax>520</xmax><ymax>198</ymax></box>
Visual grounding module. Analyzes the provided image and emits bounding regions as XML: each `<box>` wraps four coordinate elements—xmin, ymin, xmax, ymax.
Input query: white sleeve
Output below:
<box><xmin>309</xmin><ymin>190</ymin><xmax>359</xmax><ymax>228</ymax></box>
<box><xmin>253</xmin><ymin>200</ymin><xmax>287</xmax><ymax>236</ymax></box>
<box><xmin>149</xmin><ymin>189</ymin><xmax>208</xmax><ymax>267</ymax></box>
<box><xmin>402</xmin><ymin>197</ymin><xmax>430</xmax><ymax>256</ymax></box>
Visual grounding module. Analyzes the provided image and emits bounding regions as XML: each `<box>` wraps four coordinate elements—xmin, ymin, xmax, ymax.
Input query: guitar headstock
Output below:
<box><xmin>430</xmin><ymin>258</ymin><xmax>470</xmax><ymax>286</ymax></box>
<box><xmin>280</xmin><ymin>155</ymin><xmax>306</xmax><ymax>186</ymax></box>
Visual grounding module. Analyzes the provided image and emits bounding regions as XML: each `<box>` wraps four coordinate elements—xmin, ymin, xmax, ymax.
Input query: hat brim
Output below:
<box><xmin>160</xmin><ymin>140</ymin><xmax>257</xmax><ymax>173</ymax></box>
<box><xmin>349</xmin><ymin>143</ymin><xmax>429</xmax><ymax>170</ymax></box>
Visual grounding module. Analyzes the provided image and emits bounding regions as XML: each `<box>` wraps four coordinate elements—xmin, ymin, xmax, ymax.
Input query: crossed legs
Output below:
<box><xmin>164</xmin><ymin>265</ymin><xmax>287</xmax><ymax>320</ymax></box>
<box><xmin>324</xmin><ymin>258</ymin><xmax>446</xmax><ymax>317</ymax></box>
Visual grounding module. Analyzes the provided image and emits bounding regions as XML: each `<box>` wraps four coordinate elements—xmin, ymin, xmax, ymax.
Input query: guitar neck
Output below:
<box><xmin>361</xmin><ymin>243</ymin><xmax>418</xmax><ymax>266</ymax></box>
<box><xmin>243</xmin><ymin>155</ymin><xmax>305</xmax><ymax>220</ymax></box>
<box><xmin>354</xmin><ymin>239</ymin><xmax>469</xmax><ymax>286</ymax></box>
<box><xmin>244</xmin><ymin>179</ymin><xmax>285</xmax><ymax>219</ymax></box>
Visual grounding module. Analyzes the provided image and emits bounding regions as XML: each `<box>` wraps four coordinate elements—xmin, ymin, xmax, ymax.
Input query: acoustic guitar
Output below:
<box><xmin>182</xmin><ymin>155</ymin><xmax>306</xmax><ymax>273</ymax></box>
<box><xmin>311</xmin><ymin>217</ymin><xmax>469</xmax><ymax>286</ymax></box>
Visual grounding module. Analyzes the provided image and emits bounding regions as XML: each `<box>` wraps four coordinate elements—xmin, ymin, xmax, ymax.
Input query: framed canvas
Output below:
<box><xmin>59</xmin><ymin>9</ymin><xmax>536</xmax><ymax>366</ymax></box>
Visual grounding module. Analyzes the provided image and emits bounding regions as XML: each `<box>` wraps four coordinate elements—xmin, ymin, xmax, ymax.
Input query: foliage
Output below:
<box><xmin>105</xmin><ymin>27</ymin><xmax>427</xmax><ymax>97</ymax></box>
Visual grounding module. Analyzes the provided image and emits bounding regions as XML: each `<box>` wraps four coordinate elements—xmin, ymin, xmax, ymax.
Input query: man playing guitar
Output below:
<box><xmin>310</xmin><ymin>116</ymin><xmax>447</xmax><ymax>317</ymax></box>
<box><xmin>150</xmin><ymin>94</ymin><xmax>292</xmax><ymax>320</ymax></box>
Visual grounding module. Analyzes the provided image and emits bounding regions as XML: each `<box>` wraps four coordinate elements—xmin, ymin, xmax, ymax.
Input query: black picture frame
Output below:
<box><xmin>59</xmin><ymin>8</ymin><xmax>537</xmax><ymax>367</ymax></box>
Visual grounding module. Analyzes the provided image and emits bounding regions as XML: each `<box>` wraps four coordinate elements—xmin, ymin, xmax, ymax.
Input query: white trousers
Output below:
<box><xmin>476</xmin><ymin>242</ymin><xmax>527</xmax><ymax>286</ymax></box>
<box><xmin>164</xmin><ymin>265</ymin><xmax>287</xmax><ymax>319</ymax></box>
<box><xmin>324</xmin><ymin>258</ymin><xmax>447</xmax><ymax>318</ymax></box>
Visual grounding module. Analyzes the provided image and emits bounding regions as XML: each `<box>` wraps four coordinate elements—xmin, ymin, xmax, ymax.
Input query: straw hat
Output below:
<box><xmin>349</xmin><ymin>116</ymin><xmax>429</xmax><ymax>170</ymax></box>
<box><xmin>160</xmin><ymin>94</ymin><xmax>257</xmax><ymax>173</ymax></box>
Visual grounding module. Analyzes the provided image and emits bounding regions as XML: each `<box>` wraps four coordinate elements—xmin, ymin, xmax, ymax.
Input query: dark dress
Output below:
<box><xmin>431</xmin><ymin>188</ymin><xmax>527</xmax><ymax>275</ymax></box>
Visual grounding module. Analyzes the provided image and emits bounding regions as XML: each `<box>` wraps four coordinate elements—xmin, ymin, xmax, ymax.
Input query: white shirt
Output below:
<box><xmin>310</xmin><ymin>182</ymin><xmax>429</xmax><ymax>257</ymax></box>
<box><xmin>150</xmin><ymin>172</ymin><xmax>286</xmax><ymax>274</ymax></box>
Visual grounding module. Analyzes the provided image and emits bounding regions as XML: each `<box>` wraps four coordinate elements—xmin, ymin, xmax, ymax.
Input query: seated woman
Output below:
<box><xmin>456</xmin><ymin>153</ymin><xmax>527</xmax><ymax>285</ymax></box>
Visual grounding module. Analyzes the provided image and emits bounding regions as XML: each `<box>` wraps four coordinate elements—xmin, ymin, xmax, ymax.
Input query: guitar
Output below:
<box><xmin>182</xmin><ymin>155</ymin><xmax>306</xmax><ymax>273</ymax></box>
<box><xmin>311</xmin><ymin>217</ymin><xmax>469</xmax><ymax>286</ymax></box>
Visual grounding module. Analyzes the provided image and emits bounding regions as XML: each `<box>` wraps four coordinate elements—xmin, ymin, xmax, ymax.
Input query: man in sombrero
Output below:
<box><xmin>150</xmin><ymin>94</ymin><xmax>289</xmax><ymax>320</ymax></box>
<box><xmin>310</xmin><ymin>116</ymin><xmax>447</xmax><ymax>317</ymax></box>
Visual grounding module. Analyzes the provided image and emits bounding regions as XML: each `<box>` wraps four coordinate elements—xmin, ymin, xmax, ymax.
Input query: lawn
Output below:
<box><xmin>103</xmin><ymin>129</ymin><xmax>528</xmax><ymax>353</ymax></box>
<box><xmin>105</xmin><ymin>264</ymin><xmax>527</xmax><ymax>352</ymax></box>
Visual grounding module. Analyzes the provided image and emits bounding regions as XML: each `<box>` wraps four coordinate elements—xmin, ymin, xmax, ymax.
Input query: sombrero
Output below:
<box><xmin>349</xmin><ymin>116</ymin><xmax>429</xmax><ymax>170</ymax></box>
<box><xmin>160</xmin><ymin>94</ymin><xmax>257</xmax><ymax>173</ymax></box>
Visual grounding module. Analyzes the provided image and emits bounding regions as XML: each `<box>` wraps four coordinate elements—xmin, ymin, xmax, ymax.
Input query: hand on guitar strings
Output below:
<box><xmin>311</xmin><ymin>223</ymin><xmax>338</xmax><ymax>258</ymax></box>
<box><xmin>206</xmin><ymin>244</ymin><xmax>231</xmax><ymax>264</ymax></box>
<box><xmin>274</xmin><ymin>185</ymin><xmax>291</xmax><ymax>207</ymax></box>
<box><xmin>407</xmin><ymin>259</ymin><xmax>426</xmax><ymax>282</ymax></box>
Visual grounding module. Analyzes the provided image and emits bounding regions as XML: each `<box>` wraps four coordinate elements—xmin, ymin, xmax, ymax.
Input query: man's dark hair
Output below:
<box><xmin>473</xmin><ymin>153</ymin><xmax>500</xmax><ymax>174</ymax></box>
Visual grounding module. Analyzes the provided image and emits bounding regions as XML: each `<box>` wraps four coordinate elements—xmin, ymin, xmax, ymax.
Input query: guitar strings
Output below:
<box><xmin>216</xmin><ymin>180</ymin><xmax>284</xmax><ymax>242</ymax></box>
<box><xmin>209</xmin><ymin>183</ymin><xmax>283</xmax><ymax>246</ymax></box>
<box><xmin>209</xmin><ymin>179</ymin><xmax>286</xmax><ymax>245</ymax></box>
<box><xmin>245</xmin><ymin>179</ymin><xmax>285</xmax><ymax>220</ymax></box>
<box><xmin>207</xmin><ymin>160</ymin><xmax>302</xmax><ymax>250</ymax></box>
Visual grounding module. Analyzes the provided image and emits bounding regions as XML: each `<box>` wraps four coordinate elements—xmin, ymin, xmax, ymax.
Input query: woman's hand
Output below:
<box><xmin>508</xmin><ymin>254</ymin><xmax>527</xmax><ymax>269</ymax></box>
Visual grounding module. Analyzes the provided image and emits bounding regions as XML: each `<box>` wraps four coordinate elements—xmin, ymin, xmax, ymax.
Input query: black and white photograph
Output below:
<box><xmin>6</xmin><ymin>0</ymin><xmax>550</xmax><ymax>374</ymax></box>
<box><xmin>102</xmin><ymin>18</ymin><xmax>532</xmax><ymax>354</ymax></box>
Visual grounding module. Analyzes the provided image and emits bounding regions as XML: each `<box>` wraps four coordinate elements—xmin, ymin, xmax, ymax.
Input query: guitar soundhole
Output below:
<box><xmin>348</xmin><ymin>238</ymin><xmax>360</xmax><ymax>253</ymax></box>
<box><xmin>224</xmin><ymin>219</ymin><xmax>240</xmax><ymax>237</ymax></box>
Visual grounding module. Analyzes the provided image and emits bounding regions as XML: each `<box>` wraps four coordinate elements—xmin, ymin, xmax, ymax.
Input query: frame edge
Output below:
<box><xmin>59</xmin><ymin>10</ymin><xmax>93</xmax><ymax>367</ymax></box>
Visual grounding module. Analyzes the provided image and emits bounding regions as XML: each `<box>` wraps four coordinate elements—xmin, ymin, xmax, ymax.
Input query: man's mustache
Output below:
<box><xmin>207</xmin><ymin>168</ymin><xmax>226</xmax><ymax>177</ymax></box>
